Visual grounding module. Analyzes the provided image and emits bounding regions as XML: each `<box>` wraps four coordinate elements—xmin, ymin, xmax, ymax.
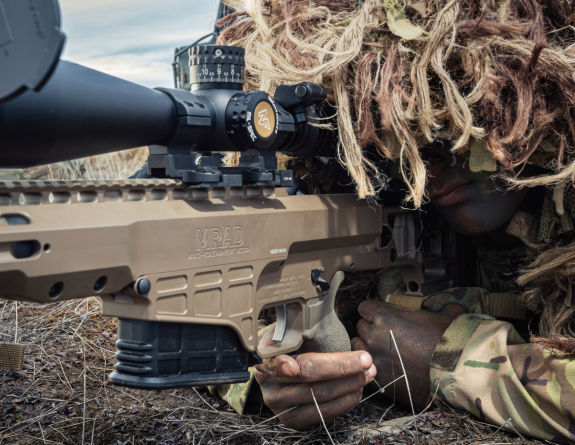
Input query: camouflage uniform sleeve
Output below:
<box><xmin>430</xmin><ymin>315</ymin><xmax>575</xmax><ymax>444</ymax></box>
<box><xmin>208</xmin><ymin>322</ymin><xmax>275</xmax><ymax>415</ymax></box>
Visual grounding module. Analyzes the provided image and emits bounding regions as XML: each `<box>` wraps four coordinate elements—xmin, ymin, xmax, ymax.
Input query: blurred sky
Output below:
<box><xmin>59</xmin><ymin>0</ymin><xmax>220</xmax><ymax>88</ymax></box>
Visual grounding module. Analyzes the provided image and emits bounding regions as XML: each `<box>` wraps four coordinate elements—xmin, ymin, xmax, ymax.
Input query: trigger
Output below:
<box><xmin>272</xmin><ymin>304</ymin><xmax>288</xmax><ymax>343</ymax></box>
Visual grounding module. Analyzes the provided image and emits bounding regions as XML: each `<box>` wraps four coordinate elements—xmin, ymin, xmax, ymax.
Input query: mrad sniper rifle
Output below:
<box><xmin>0</xmin><ymin>0</ymin><xmax>461</xmax><ymax>389</ymax></box>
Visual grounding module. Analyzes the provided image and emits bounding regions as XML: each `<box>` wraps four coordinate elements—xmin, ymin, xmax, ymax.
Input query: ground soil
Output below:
<box><xmin>0</xmin><ymin>299</ymin><xmax>545</xmax><ymax>445</ymax></box>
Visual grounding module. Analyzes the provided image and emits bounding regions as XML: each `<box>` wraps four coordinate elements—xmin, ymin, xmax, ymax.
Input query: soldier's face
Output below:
<box><xmin>392</xmin><ymin>141</ymin><xmax>529</xmax><ymax>236</ymax></box>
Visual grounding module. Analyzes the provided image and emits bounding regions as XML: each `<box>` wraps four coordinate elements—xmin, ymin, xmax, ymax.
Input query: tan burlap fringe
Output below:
<box><xmin>218</xmin><ymin>0</ymin><xmax>575</xmax><ymax>209</ymax></box>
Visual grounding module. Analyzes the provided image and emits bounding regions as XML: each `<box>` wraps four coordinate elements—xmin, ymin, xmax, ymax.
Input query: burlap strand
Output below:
<box><xmin>218</xmin><ymin>0</ymin><xmax>575</xmax><ymax>208</ymax></box>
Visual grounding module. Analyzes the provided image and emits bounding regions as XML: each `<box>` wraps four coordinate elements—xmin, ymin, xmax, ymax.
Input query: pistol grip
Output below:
<box><xmin>256</xmin><ymin>271</ymin><xmax>350</xmax><ymax>358</ymax></box>
<box><xmin>299</xmin><ymin>271</ymin><xmax>351</xmax><ymax>354</ymax></box>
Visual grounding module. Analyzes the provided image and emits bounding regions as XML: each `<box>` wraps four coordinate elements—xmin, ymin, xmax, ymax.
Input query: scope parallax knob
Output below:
<box><xmin>189</xmin><ymin>45</ymin><xmax>245</xmax><ymax>91</ymax></box>
<box><xmin>225</xmin><ymin>91</ymin><xmax>280</xmax><ymax>150</ymax></box>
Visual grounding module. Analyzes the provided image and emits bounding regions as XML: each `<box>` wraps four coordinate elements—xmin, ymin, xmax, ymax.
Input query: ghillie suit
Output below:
<box><xmin>216</xmin><ymin>0</ymin><xmax>575</xmax><ymax>347</ymax></box>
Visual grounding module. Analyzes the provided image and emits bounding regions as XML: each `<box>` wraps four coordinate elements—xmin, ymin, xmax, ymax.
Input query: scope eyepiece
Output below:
<box><xmin>189</xmin><ymin>45</ymin><xmax>245</xmax><ymax>91</ymax></box>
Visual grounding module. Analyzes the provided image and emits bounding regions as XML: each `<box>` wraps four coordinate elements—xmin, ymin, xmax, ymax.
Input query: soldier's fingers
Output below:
<box><xmin>265</xmin><ymin>372</ymin><xmax>371</xmax><ymax>410</ymax></box>
<box><xmin>278</xmin><ymin>390</ymin><xmax>363</xmax><ymax>431</ymax></box>
<box><xmin>358</xmin><ymin>300</ymin><xmax>377</xmax><ymax>323</ymax></box>
<box><xmin>358</xmin><ymin>300</ymin><xmax>395</xmax><ymax>322</ymax></box>
<box><xmin>256</xmin><ymin>354</ymin><xmax>300</xmax><ymax>379</ymax></box>
<box><xmin>295</xmin><ymin>351</ymin><xmax>372</xmax><ymax>382</ymax></box>
<box><xmin>356</xmin><ymin>318</ymin><xmax>376</xmax><ymax>343</ymax></box>
<box><xmin>351</xmin><ymin>336</ymin><xmax>368</xmax><ymax>352</ymax></box>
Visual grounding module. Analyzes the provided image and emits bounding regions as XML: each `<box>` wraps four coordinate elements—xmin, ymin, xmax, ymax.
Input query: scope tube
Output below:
<box><xmin>0</xmin><ymin>61</ymin><xmax>177</xmax><ymax>168</ymax></box>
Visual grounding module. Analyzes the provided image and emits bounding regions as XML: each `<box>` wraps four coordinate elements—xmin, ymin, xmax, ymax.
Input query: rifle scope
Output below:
<box><xmin>0</xmin><ymin>44</ymin><xmax>337</xmax><ymax>187</ymax></box>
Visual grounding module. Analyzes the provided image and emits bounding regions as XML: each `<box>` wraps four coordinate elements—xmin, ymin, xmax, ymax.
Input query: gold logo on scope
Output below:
<box><xmin>254</xmin><ymin>101</ymin><xmax>275</xmax><ymax>138</ymax></box>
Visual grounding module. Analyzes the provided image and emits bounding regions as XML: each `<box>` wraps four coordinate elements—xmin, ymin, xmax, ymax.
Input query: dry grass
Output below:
<box><xmin>0</xmin><ymin>147</ymin><xmax>148</xmax><ymax>182</ymax></box>
<box><xmin>0</xmin><ymin>298</ymin><xmax>545</xmax><ymax>445</ymax></box>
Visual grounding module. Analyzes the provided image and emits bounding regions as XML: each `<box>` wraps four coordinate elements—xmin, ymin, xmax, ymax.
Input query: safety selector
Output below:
<box><xmin>311</xmin><ymin>268</ymin><xmax>330</xmax><ymax>291</ymax></box>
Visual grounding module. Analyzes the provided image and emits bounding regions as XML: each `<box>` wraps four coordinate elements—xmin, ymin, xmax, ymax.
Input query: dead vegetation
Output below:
<box><xmin>0</xmin><ymin>147</ymin><xmax>148</xmax><ymax>182</ymax></box>
<box><xmin>0</xmin><ymin>297</ymin><xmax>545</xmax><ymax>444</ymax></box>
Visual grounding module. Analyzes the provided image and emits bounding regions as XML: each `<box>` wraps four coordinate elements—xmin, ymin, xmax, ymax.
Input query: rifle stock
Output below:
<box><xmin>0</xmin><ymin>179</ymin><xmax>457</xmax><ymax>388</ymax></box>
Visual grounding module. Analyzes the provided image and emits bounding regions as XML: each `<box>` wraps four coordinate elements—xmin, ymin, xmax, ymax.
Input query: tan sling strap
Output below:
<box><xmin>488</xmin><ymin>293</ymin><xmax>527</xmax><ymax>319</ymax></box>
<box><xmin>387</xmin><ymin>293</ymin><xmax>428</xmax><ymax>310</ymax></box>
<box><xmin>387</xmin><ymin>291</ymin><xmax>527</xmax><ymax>320</ymax></box>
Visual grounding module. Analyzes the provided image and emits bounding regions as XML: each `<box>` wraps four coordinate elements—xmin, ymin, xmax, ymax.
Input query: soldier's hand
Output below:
<box><xmin>254</xmin><ymin>326</ymin><xmax>377</xmax><ymax>431</ymax></box>
<box><xmin>353</xmin><ymin>300</ymin><xmax>464</xmax><ymax>409</ymax></box>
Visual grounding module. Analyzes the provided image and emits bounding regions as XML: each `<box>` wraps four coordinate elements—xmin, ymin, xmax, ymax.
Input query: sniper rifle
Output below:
<box><xmin>0</xmin><ymin>0</ymin><xmax>462</xmax><ymax>389</ymax></box>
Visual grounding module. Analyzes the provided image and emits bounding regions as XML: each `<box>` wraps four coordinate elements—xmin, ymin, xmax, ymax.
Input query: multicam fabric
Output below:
<box><xmin>421</xmin><ymin>286</ymin><xmax>488</xmax><ymax>315</ymax></box>
<box><xmin>420</xmin><ymin>241</ymin><xmax>575</xmax><ymax>444</ymax></box>
<box><xmin>208</xmin><ymin>374</ymin><xmax>254</xmax><ymax>415</ymax></box>
<box><xmin>430</xmin><ymin>316</ymin><xmax>575</xmax><ymax>444</ymax></box>
<box><xmin>208</xmin><ymin>322</ymin><xmax>275</xmax><ymax>415</ymax></box>
<box><xmin>472</xmin><ymin>233</ymin><xmax>527</xmax><ymax>294</ymax></box>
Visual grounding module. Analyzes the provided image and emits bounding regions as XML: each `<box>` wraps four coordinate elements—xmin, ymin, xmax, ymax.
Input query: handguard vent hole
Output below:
<box><xmin>94</xmin><ymin>276</ymin><xmax>107</xmax><ymax>292</ymax></box>
<box><xmin>212</xmin><ymin>188</ymin><xmax>226</xmax><ymax>199</ymax></box>
<box><xmin>151</xmin><ymin>189</ymin><xmax>167</xmax><ymax>201</ymax></box>
<box><xmin>103</xmin><ymin>190</ymin><xmax>122</xmax><ymax>202</ymax></box>
<box><xmin>230</xmin><ymin>188</ymin><xmax>244</xmax><ymax>199</ymax></box>
<box><xmin>43</xmin><ymin>244</ymin><xmax>50</xmax><ymax>253</ymax></box>
<box><xmin>78</xmin><ymin>191</ymin><xmax>97</xmax><ymax>203</ymax></box>
<box><xmin>49</xmin><ymin>282</ymin><xmax>64</xmax><ymax>299</ymax></box>
<box><xmin>350</xmin><ymin>263</ymin><xmax>354</xmax><ymax>269</ymax></box>
<box><xmin>19</xmin><ymin>193</ymin><xmax>42</xmax><ymax>205</ymax></box>
<box><xmin>173</xmin><ymin>189</ymin><xmax>188</xmax><ymax>200</ymax></box>
<box><xmin>0</xmin><ymin>195</ymin><xmax>11</xmax><ymax>206</ymax></box>
<box><xmin>2</xmin><ymin>214</ymin><xmax>30</xmax><ymax>225</ymax></box>
<box><xmin>128</xmin><ymin>190</ymin><xmax>146</xmax><ymax>201</ymax></box>
<box><xmin>11</xmin><ymin>240</ymin><xmax>40</xmax><ymax>259</ymax></box>
<box><xmin>49</xmin><ymin>192</ymin><xmax>71</xmax><ymax>204</ymax></box>
<box><xmin>191</xmin><ymin>189</ymin><xmax>208</xmax><ymax>200</ymax></box>
<box><xmin>262</xmin><ymin>186</ymin><xmax>275</xmax><ymax>198</ymax></box>
<box><xmin>246</xmin><ymin>187</ymin><xmax>260</xmax><ymax>199</ymax></box>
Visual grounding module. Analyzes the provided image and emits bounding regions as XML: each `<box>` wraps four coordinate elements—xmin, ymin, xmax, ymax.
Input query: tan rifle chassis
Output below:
<box><xmin>0</xmin><ymin>179</ymin><xmax>455</xmax><ymax>361</ymax></box>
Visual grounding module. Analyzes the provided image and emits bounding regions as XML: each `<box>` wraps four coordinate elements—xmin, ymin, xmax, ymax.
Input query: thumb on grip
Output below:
<box><xmin>299</xmin><ymin>271</ymin><xmax>351</xmax><ymax>354</ymax></box>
